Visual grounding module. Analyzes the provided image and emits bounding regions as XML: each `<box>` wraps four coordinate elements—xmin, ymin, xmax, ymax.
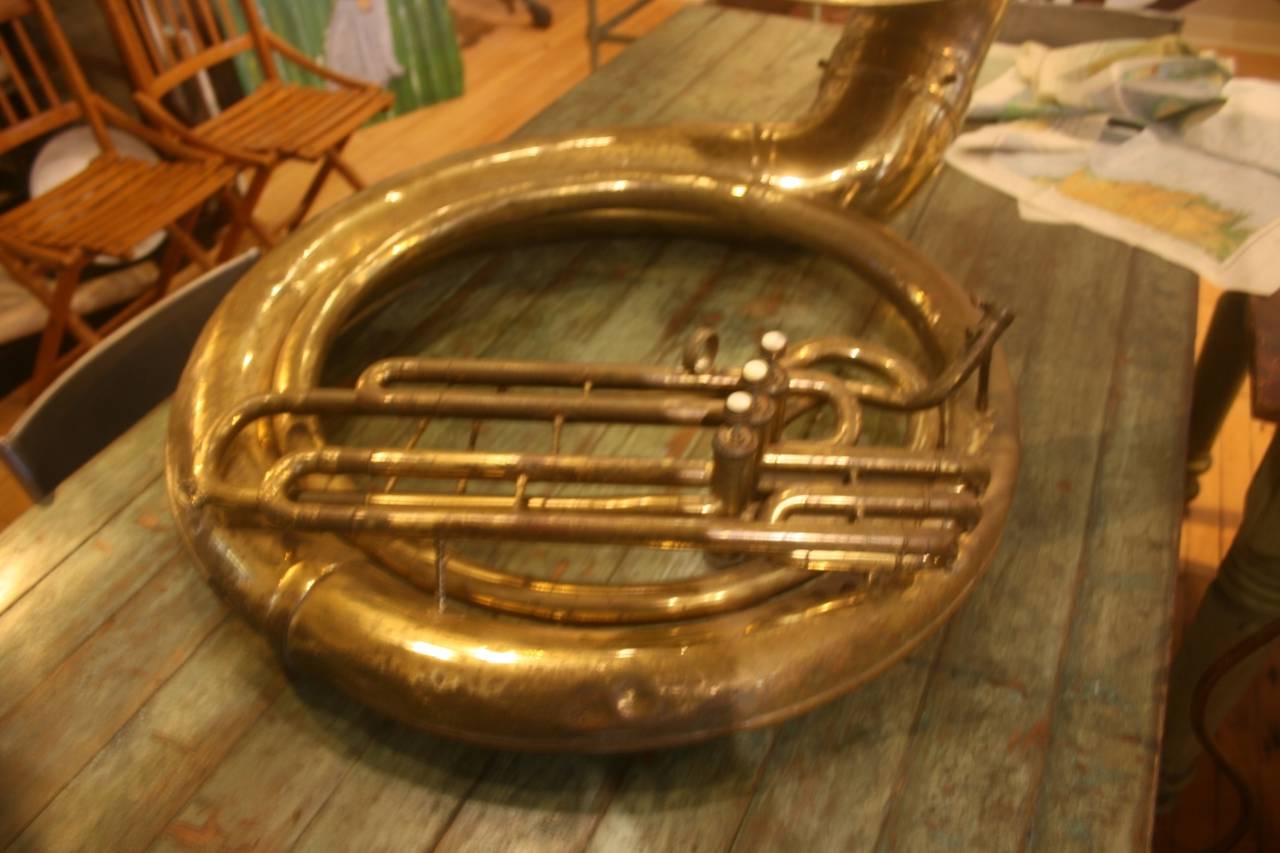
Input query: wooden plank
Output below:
<box><xmin>430</xmin><ymin>752</ymin><xmax>620</xmax><ymax>853</ymax></box>
<box><xmin>517</xmin><ymin>9</ymin><xmax>832</xmax><ymax>133</ymax></box>
<box><xmin>624</xmin><ymin>13</ymin><xmax>821</xmax><ymax>124</ymax></box>
<box><xmin>287</xmin><ymin>730</ymin><xmax>490</xmax><ymax>852</ymax></box>
<box><xmin>8</xmin><ymin>620</ymin><xmax>283</xmax><ymax>852</ymax></box>
<box><xmin>0</xmin><ymin>552</ymin><xmax>225</xmax><ymax>847</ymax></box>
<box><xmin>514</xmin><ymin>6</ymin><xmax>747</xmax><ymax>135</ymax></box>
<box><xmin>150</xmin><ymin>677</ymin><xmax>379</xmax><ymax>853</ymax></box>
<box><xmin>582</xmin><ymin>731</ymin><xmax>774</xmax><ymax>852</ymax></box>
<box><xmin>731</xmin><ymin>637</ymin><xmax>944</xmax><ymax>852</ymax></box>
<box><xmin>0</xmin><ymin>477</ymin><xmax>177</xmax><ymax>719</ymax></box>
<box><xmin>0</xmin><ymin>405</ymin><xmax>167</xmax><ymax>616</ymax></box>
<box><xmin>1025</xmin><ymin>249</ymin><xmax>1196</xmax><ymax>850</ymax></box>
<box><xmin>870</xmin><ymin>172</ymin><xmax>1176</xmax><ymax>850</ymax></box>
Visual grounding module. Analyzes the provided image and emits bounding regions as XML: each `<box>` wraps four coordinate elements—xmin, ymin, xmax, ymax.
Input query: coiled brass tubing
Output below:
<box><xmin>168</xmin><ymin>0</ymin><xmax>1019</xmax><ymax>750</ymax></box>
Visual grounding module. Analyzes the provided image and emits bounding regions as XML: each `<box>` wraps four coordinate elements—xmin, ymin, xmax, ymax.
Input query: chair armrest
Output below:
<box><xmin>267</xmin><ymin>32</ymin><xmax>390</xmax><ymax>95</ymax></box>
<box><xmin>93</xmin><ymin>95</ymin><xmax>221</xmax><ymax>163</ymax></box>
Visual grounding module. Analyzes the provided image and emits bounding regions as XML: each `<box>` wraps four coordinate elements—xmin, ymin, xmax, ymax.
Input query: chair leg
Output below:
<box><xmin>329</xmin><ymin>151</ymin><xmax>365</xmax><ymax>191</ymax></box>
<box><xmin>0</xmin><ymin>249</ymin><xmax>100</xmax><ymax>348</ymax></box>
<box><xmin>284</xmin><ymin>137</ymin><xmax>365</xmax><ymax>231</ymax></box>
<box><xmin>46</xmin><ymin>285</ymin><xmax>163</xmax><ymax>377</ymax></box>
<box><xmin>218</xmin><ymin>187</ymin><xmax>274</xmax><ymax>262</ymax></box>
<box><xmin>284</xmin><ymin>157</ymin><xmax>340</xmax><ymax>232</ymax></box>
<box><xmin>30</xmin><ymin>256</ymin><xmax>86</xmax><ymax>397</ymax></box>
<box><xmin>154</xmin><ymin>228</ymin><xmax>190</xmax><ymax>300</ymax></box>
<box><xmin>219</xmin><ymin>168</ymin><xmax>274</xmax><ymax>261</ymax></box>
<box><xmin>165</xmin><ymin>221</ymin><xmax>216</xmax><ymax>280</ymax></box>
<box><xmin>155</xmin><ymin>207</ymin><xmax>225</xmax><ymax>299</ymax></box>
<box><xmin>1185</xmin><ymin>292</ymin><xmax>1250</xmax><ymax>501</ymax></box>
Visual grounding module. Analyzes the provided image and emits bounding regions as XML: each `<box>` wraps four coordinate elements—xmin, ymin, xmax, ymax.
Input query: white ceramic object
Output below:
<box><xmin>30</xmin><ymin>126</ymin><xmax>167</xmax><ymax>264</ymax></box>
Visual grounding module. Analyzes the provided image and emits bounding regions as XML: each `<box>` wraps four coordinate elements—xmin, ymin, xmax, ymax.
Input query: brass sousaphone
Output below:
<box><xmin>168</xmin><ymin>0</ymin><xmax>1019</xmax><ymax>751</ymax></box>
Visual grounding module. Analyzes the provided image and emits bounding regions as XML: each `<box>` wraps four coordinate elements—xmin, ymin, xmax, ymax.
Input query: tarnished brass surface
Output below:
<box><xmin>168</xmin><ymin>0</ymin><xmax>1018</xmax><ymax>751</ymax></box>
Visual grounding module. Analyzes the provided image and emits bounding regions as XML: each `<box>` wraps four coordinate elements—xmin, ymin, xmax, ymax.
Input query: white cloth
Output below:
<box><xmin>323</xmin><ymin>0</ymin><xmax>404</xmax><ymax>88</ymax></box>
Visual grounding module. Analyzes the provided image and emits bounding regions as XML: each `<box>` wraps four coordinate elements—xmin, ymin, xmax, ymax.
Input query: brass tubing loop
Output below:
<box><xmin>168</xmin><ymin>0</ymin><xmax>1018</xmax><ymax>751</ymax></box>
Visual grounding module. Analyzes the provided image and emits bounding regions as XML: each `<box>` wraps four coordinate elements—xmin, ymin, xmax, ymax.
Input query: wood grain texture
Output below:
<box><xmin>0</xmin><ymin>476</ymin><xmax>178</xmax><ymax>719</ymax></box>
<box><xmin>731</xmin><ymin>638</ymin><xmax>944</xmax><ymax>852</ymax></box>
<box><xmin>1025</xmin><ymin>250</ymin><xmax>1196</xmax><ymax>852</ymax></box>
<box><xmin>150</xmin><ymin>676</ymin><xmax>380</xmax><ymax>852</ymax></box>
<box><xmin>0</xmin><ymin>404</ymin><xmax>166</xmax><ymax>615</ymax></box>
<box><xmin>9</xmin><ymin>620</ymin><xmax>283</xmax><ymax>853</ymax></box>
<box><xmin>0</xmin><ymin>553</ymin><xmax>225</xmax><ymax>847</ymax></box>
<box><xmin>873</xmin><ymin>187</ymin><xmax>1148</xmax><ymax>852</ymax></box>
<box><xmin>0</xmin><ymin>7</ymin><xmax>1200</xmax><ymax>852</ymax></box>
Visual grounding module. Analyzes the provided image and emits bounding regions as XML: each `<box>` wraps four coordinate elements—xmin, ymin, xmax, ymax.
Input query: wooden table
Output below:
<box><xmin>0</xmin><ymin>8</ymin><xmax>1198</xmax><ymax>851</ymax></box>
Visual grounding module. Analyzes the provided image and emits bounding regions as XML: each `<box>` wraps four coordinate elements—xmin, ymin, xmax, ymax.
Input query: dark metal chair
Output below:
<box><xmin>0</xmin><ymin>249</ymin><xmax>257</xmax><ymax>500</ymax></box>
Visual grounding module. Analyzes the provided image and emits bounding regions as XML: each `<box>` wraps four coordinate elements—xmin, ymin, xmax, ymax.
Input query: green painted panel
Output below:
<box><xmin>225</xmin><ymin>0</ymin><xmax>463</xmax><ymax>118</ymax></box>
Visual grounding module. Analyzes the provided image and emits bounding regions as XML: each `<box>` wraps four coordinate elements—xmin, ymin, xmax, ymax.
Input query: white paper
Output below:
<box><xmin>946</xmin><ymin>106</ymin><xmax>1280</xmax><ymax>296</ymax></box>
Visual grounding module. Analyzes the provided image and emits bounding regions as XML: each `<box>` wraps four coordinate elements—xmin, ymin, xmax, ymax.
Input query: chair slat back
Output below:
<box><xmin>0</xmin><ymin>0</ymin><xmax>112</xmax><ymax>156</ymax></box>
<box><xmin>100</xmin><ymin>0</ymin><xmax>276</xmax><ymax>100</ymax></box>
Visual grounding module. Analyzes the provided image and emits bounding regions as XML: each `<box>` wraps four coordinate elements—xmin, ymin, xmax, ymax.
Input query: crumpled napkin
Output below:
<box><xmin>969</xmin><ymin>35</ymin><xmax>1232</xmax><ymax>124</ymax></box>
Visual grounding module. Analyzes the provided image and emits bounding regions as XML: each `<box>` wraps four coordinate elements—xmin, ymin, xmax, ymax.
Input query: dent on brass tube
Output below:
<box><xmin>168</xmin><ymin>0</ymin><xmax>1019</xmax><ymax>752</ymax></box>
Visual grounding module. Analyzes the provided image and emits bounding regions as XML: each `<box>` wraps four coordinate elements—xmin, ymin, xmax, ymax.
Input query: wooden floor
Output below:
<box><xmin>0</xmin><ymin>0</ymin><xmax>1276</xmax><ymax>847</ymax></box>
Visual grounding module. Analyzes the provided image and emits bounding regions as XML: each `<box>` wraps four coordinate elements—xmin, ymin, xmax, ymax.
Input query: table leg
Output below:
<box><xmin>1185</xmin><ymin>291</ymin><xmax>1250</xmax><ymax>500</ymax></box>
<box><xmin>1159</xmin><ymin>427</ymin><xmax>1280</xmax><ymax>806</ymax></box>
<box><xmin>587</xmin><ymin>0</ymin><xmax>600</xmax><ymax>70</ymax></box>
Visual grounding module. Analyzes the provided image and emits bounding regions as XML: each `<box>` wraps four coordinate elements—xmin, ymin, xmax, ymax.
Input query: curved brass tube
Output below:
<box><xmin>168</xmin><ymin>0</ymin><xmax>1017</xmax><ymax>751</ymax></box>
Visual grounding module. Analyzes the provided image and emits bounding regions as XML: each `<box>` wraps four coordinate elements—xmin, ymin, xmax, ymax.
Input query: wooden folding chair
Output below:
<box><xmin>0</xmin><ymin>0</ymin><xmax>242</xmax><ymax>396</ymax></box>
<box><xmin>100</xmin><ymin>0</ymin><xmax>395</xmax><ymax>247</ymax></box>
